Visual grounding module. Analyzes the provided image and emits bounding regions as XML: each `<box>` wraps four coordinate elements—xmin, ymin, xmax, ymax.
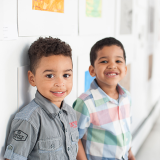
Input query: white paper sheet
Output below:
<box><xmin>3</xmin><ymin>24</ymin><xmax>18</xmax><ymax>40</ymax></box>
<box><xmin>120</xmin><ymin>0</ymin><xmax>133</xmax><ymax>35</ymax></box>
<box><xmin>79</xmin><ymin>0</ymin><xmax>116</xmax><ymax>36</ymax></box>
<box><xmin>18</xmin><ymin>0</ymin><xmax>78</xmax><ymax>36</ymax></box>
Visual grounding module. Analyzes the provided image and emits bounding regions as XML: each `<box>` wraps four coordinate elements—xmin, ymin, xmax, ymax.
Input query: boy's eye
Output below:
<box><xmin>46</xmin><ymin>74</ymin><xmax>54</xmax><ymax>78</ymax></box>
<box><xmin>116</xmin><ymin>60</ymin><xmax>122</xmax><ymax>63</ymax></box>
<box><xmin>101</xmin><ymin>60</ymin><xmax>108</xmax><ymax>63</ymax></box>
<box><xmin>63</xmin><ymin>74</ymin><xmax>70</xmax><ymax>78</ymax></box>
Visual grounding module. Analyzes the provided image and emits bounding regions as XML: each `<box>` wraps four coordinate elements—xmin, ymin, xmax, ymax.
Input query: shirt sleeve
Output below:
<box><xmin>72</xmin><ymin>98</ymin><xmax>90</xmax><ymax>139</ymax></box>
<box><xmin>4</xmin><ymin>119</ymin><xmax>38</xmax><ymax>160</ymax></box>
<box><xmin>129</xmin><ymin>94</ymin><xmax>132</xmax><ymax>124</ymax></box>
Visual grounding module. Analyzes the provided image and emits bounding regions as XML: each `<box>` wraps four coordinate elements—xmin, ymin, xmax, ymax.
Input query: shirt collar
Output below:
<box><xmin>90</xmin><ymin>79</ymin><xmax>127</xmax><ymax>107</ymax></box>
<box><xmin>34</xmin><ymin>90</ymin><xmax>68</xmax><ymax>118</ymax></box>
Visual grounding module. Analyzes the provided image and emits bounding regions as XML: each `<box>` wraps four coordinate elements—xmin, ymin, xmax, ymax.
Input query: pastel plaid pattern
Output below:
<box><xmin>73</xmin><ymin>79</ymin><xmax>132</xmax><ymax>160</ymax></box>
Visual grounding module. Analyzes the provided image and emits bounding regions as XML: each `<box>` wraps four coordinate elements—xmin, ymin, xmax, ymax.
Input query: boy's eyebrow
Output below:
<box><xmin>43</xmin><ymin>70</ymin><xmax>55</xmax><ymax>73</ymax></box>
<box><xmin>116</xmin><ymin>56</ymin><xmax>124</xmax><ymax>59</ymax></box>
<box><xmin>64</xmin><ymin>69</ymin><xmax>73</xmax><ymax>72</ymax></box>
<box><xmin>98</xmin><ymin>56</ymin><xmax>124</xmax><ymax>61</ymax></box>
<box><xmin>98</xmin><ymin>56</ymin><xmax>108</xmax><ymax>61</ymax></box>
<box><xmin>43</xmin><ymin>69</ymin><xmax>72</xmax><ymax>73</ymax></box>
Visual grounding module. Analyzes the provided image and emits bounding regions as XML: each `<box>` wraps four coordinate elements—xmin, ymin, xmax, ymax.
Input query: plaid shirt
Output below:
<box><xmin>73</xmin><ymin>79</ymin><xmax>132</xmax><ymax>160</ymax></box>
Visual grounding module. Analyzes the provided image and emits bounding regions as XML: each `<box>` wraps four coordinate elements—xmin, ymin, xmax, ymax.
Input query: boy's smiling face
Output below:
<box><xmin>28</xmin><ymin>55</ymin><xmax>73</xmax><ymax>108</ymax></box>
<box><xmin>89</xmin><ymin>45</ymin><xmax>127</xmax><ymax>92</ymax></box>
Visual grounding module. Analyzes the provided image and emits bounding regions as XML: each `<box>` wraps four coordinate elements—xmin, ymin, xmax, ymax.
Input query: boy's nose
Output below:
<box><xmin>54</xmin><ymin>78</ymin><xmax>64</xmax><ymax>87</ymax></box>
<box><xmin>107</xmin><ymin>63</ymin><xmax>117</xmax><ymax>69</ymax></box>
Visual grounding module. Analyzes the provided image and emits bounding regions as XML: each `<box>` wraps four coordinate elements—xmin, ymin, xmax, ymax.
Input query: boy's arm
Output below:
<box><xmin>77</xmin><ymin>139</ymin><xmax>87</xmax><ymax>160</ymax></box>
<box><xmin>73</xmin><ymin>98</ymin><xmax>90</xmax><ymax>160</ymax></box>
<box><xmin>4</xmin><ymin>120</ymin><xmax>37</xmax><ymax>160</ymax></box>
<box><xmin>128</xmin><ymin>148</ymin><xmax>136</xmax><ymax>160</ymax></box>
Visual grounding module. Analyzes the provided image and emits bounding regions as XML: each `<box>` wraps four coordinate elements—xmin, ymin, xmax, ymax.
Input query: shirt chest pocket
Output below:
<box><xmin>70</xmin><ymin>130</ymin><xmax>79</xmax><ymax>159</ymax></box>
<box><xmin>38</xmin><ymin>137</ymin><xmax>64</xmax><ymax>160</ymax></box>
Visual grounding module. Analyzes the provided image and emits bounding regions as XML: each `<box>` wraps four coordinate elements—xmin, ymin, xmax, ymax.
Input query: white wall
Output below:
<box><xmin>1</xmin><ymin>0</ymin><xmax>160</xmax><ymax>159</ymax></box>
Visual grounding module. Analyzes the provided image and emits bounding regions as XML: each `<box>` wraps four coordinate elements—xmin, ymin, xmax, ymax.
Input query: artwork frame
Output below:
<box><xmin>115</xmin><ymin>0</ymin><xmax>134</xmax><ymax>43</ymax></box>
<box><xmin>18</xmin><ymin>0</ymin><xmax>78</xmax><ymax>36</ymax></box>
<box><xmin>147</xmin><ymin>0</ymin><xmax>155</xmax><ymax>51</ymax></box>
<box><xmin>79</xmin><ymin>0</ymin><xmax>116</xmax><ymax>36</ymax></box>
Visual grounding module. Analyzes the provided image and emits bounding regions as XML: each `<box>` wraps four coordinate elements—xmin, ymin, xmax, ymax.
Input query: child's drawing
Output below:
<box><xmin>32</xmin><ymin>0</ymin><xmax>64</xmax><ymax>13</ymax></box>
<box><xmin>86</xmin><ymin>0</ymin><xmax>102</xmax><ymax>17</ymax></box>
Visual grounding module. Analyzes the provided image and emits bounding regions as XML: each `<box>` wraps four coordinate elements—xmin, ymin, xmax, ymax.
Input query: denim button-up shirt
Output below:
<box><xmin>4</xmin><ymin>91</ymin><xmax>79</xmax><ymax>160</ymax></box>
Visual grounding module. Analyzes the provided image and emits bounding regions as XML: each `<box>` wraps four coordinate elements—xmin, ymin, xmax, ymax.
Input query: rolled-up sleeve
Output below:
<box><xmin>4</xmin><ymin>119</ymin><xmax>38</xmax><ymax>160</ymax></box>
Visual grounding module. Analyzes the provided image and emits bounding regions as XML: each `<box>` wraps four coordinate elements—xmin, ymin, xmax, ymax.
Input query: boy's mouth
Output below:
<box><xmin>51</xmin><ymin>91</ymin><xmax>65</xmax><ymax>97</ymax></box>
<box><xmin>105</xmin><ymin>72</ymin><xmax>119</xmax><ymax>77</ymax></box>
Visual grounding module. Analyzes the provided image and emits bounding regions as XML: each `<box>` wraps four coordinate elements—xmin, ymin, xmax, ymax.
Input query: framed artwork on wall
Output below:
<box><xmin>115</xmin><ymin>0</ymin><xmax>134</xmax><ymax>44</ymax></box>
<box><xmin>79</xmin><ymin>0</ymin><xmax>116</xmax><ymax>36</ymax></box>
<box><xmin>18</xmin><ymin>0</ymin><xmax>78</xmax><ymax>36</ymax></box>
<box><xmin>147</xmin><ymin>0</ymin><xmax>155</xmax><ymax>51</ymax></box>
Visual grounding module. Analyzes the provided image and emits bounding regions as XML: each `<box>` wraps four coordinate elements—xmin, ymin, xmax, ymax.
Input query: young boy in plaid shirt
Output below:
<box><xmin>73</xmin><ymin>37</ymin><xmax>135</xmax><ymax>160</ymax></box>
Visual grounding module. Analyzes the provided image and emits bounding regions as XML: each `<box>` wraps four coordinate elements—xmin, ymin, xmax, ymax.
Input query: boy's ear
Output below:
<box><xmin>89</xmin><ymin>65</ymin><xmax>96</xmax><ymax>77</ymax></box>
<box><xmin>28</xmin><ymin>70</ymin><xmax>36</xmax><ymax>87</ymax></box>
<box><xmin>125</xmin><ymin>65</ymin><xmax>127</xmax><ymax>76</ymax></box>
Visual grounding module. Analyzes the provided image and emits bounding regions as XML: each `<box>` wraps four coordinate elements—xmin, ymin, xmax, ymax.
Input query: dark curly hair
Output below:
<box><xmin>28</xmin><ymin>37</ymin><xmax>72</xmax><ymax>74</ymax></box>
<box><xmin>90</xmin><ymin>37</ymin><xmax>126</xmax><ymax>66</ymax></box>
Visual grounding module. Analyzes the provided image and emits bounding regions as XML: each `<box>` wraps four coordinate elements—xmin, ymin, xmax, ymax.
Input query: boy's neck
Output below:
<box><xmin>96</xmin><ymin>81</ymin><xmax>119</xmax><ymax>99</ymax></box>
<box><xmin>104</xmin><ymin>87</ymin><xmax>119</xmax><ymax>100</ymax></box>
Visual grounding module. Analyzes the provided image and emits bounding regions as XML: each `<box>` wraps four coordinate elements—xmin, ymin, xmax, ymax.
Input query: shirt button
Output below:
<box><xmin>66</xmin><ymin>129</ymin><xmax>67</xmax><ymax>132</ymax></box>
<box><xmin>67</xmin><ymin>147</ymin><xmax>70</xmax><ymax>151</ymax></box>
<box><xmin>51</xmin><ymin>144</ymin><xmax>54</xmax><ymax>148</ymax></box>
<box><xmin>8</xmin><ymin>145</ymin><xmax>13</xmax><ymax>150</ymax></box>
<box><xmin>59</xmin><ymin>111</ymin><xmax>62</xmax><ymax>114</ymax></box>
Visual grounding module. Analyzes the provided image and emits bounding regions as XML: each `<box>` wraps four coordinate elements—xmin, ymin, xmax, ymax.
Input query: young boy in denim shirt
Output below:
<box><xmin>73</xmin><ymin>37</ymin><xmax>135</xmax><ymax>160</ymax></box>
<box><xmin>4</xmin><ymin>37</ymin><xmax>79</xmax><ymax>160</ymax></box>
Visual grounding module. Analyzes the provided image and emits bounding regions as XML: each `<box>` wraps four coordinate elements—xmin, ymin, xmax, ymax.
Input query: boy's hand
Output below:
<box><xmin>77</xmin><ymin>139</ymin><xmax>88</xmax><ymax>160</ymax></box>
<box><xmin>128</xmin><ymin>148</ymin><xmax>136</xmax><ymax>160</ymax></box>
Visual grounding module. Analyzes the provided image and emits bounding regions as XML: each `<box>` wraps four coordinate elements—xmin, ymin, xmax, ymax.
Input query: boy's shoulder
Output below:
<box><xmin>79</xmin><ymin>89</ymin><xmax>93</xmax><ymax>101</ymax></box>
<box><xmin>14</xmin><ymin>99</ymin><xmax>41</xmax><ymax>121</ymax></box>
<box><xmin>118</xmin><ymin>84</ymin><xmax>131</xmax><ymax>97</ymax></box>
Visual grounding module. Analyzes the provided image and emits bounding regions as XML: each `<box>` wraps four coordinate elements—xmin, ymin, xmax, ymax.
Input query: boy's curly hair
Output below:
<box><xmin>90</xmin><ymin>37</ymin><xmax>126</xmax><ymax>66</ymax></box>
<box><xmin>28</xmin><ymin>37</ymin><xmax>72</xmax><ymax>74</ymax></box>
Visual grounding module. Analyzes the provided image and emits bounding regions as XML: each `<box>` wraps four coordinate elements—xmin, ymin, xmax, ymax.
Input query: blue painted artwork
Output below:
<box><xmin>85</xmin><ymin>70</ymin><xmax>95</xmax><ymax>92</ymax></box>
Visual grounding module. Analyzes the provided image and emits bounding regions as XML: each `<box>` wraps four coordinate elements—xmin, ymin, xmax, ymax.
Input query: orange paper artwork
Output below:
<box><xmin>32</xmin><ymin>0</ymin><xmax>64</xmax><ymax>13</ymax></box>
